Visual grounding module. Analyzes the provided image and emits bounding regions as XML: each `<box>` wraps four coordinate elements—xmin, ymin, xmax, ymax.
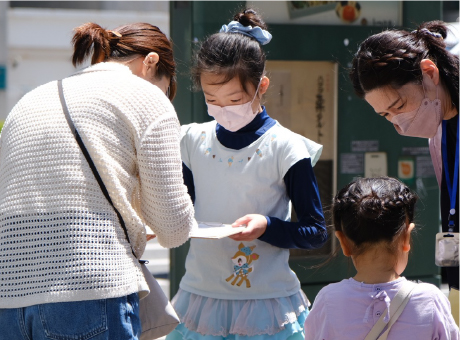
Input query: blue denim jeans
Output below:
<box><xmin>0</xmin><ymin>293</ymin><xmax>140</xmax><ymax>340</ymax></box>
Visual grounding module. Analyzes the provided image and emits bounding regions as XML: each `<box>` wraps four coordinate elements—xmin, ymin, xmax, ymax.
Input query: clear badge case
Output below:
<box><xmin>435</xmin><ymin>232</ymin><xmax>459</xmax><ymax>267</ymax></box>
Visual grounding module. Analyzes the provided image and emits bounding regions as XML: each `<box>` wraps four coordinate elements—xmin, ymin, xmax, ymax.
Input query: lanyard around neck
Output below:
<box><xmin>441</xmin><ymin>117</ymin><xmax>459</xmax><ymax>232</ymax></box>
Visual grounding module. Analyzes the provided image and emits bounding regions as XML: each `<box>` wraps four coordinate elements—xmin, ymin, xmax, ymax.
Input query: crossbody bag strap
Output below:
<box><xmin>364</xmin><ymin>281</ymin><xmax>417</xmax><ymax>340</ymax></box>
<box><xmin>57</xmin><ymin>79</ymin><xmax>136</xmax><ymax>258</ymax></box>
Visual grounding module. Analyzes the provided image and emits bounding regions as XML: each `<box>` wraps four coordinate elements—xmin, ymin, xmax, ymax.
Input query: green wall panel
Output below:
<box><xmin>403</xmin><ymin>1</ymin><xmax>443</xmax><ymax>27</ymax></box>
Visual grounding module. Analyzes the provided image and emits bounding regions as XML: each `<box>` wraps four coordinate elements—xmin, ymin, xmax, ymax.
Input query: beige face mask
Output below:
<box><xmin>391</xmin><ymin>84</ymin><xmax>442</xmax><ymax>139</ymax></box>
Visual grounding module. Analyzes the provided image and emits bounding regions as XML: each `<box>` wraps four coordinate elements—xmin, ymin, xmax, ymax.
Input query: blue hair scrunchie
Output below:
<box><xmin>411</xmin><ymin>28</ymin><xmax>443</xmax><ymax>39</ymax></box>
<box><xmin>219</xmin><ymin>21</ymin><xmax>272</xmax><ymax>45</ymax></box>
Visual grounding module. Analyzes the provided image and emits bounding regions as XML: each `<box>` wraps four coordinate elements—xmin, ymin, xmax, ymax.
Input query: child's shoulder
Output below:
<box><xmin>181</xmin><ymin>121</ymin><xmax>216</xmax><ymax>138</ymax></box>
<box><xmin>407</xmin><ymin>281</ymin><xmax>456</xmax><ymax>324</ymax></box>
<box><xmin>270</xmin><ymin>122</ymin><xmax>306</xmax><ymax>142</ymax></box>
<box><xmin>411</xmin><ymin>280</ymin><xmax>449</xmax><ymax>301</ymax></box>
<box><xmin>413</xmin><ymin>281</ymin><xmax>443</xmax><ymax>291</ymax></box>
<box><xmin>315</xmin><ymin>279</ymin><xmax>353</xmax><ymax>301</ymax></box>
<box><xmin>270</xmin><ymin>122</ymin><xmax>323</xmax><ymax>166</ymax></box>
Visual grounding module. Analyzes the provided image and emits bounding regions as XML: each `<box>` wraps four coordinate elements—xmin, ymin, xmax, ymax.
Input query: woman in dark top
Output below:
<box><xmin>350</xmin><ymin>21</ymin><xmax>459</xmax><ymax>290</ymax></box>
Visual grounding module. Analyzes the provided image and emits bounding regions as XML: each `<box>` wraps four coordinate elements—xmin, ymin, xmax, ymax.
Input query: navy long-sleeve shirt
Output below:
<box><xmin>182</xmin><ymin>108</ymin><xmax>327</xmax><ymax>249</ymax></box>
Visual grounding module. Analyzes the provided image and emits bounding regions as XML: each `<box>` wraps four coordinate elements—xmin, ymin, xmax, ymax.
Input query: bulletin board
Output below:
<box><xmin>264</xmin><ymin>60</ymin><xmax>338</xmax><ymax>257</ymax></box>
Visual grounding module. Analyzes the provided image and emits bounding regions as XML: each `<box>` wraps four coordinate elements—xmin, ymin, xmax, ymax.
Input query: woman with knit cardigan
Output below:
<box><xmin>0</xmin><ymin>22</ymin><xmax>197</xmax><ymax>339</ymax></box>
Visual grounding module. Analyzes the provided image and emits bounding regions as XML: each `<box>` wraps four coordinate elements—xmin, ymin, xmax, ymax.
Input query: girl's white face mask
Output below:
<box><xmin>206</xmin><ymin>82</ymin><xmax>261</xmax><ymax>132</ymax></box>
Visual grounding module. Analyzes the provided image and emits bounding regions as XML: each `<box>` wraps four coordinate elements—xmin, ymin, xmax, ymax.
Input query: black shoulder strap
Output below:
<box><xmin>57</xmin><ymin>80</ymin><xmax>135</xmax><ymax>256</ymax></box>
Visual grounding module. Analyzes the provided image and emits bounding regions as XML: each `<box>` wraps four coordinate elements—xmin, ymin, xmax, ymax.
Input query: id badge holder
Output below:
<box><xmin>435</xmin><ymin>232</ymin><xmax>459</xmax><ymax>267</ymax></box>
<box><xmin>435</xmin><ymin>116</ymin><xmax>459</xmax><ymax>267</ymax></box>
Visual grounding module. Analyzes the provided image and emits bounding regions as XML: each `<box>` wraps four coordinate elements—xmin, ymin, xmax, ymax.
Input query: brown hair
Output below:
<box><xmin>191</xmin><ymin>8</ymin><xmax>267</xmax><ymax>94</ymax></box>
<box><xmin>350</xmin><ymin>21</ymin><xmax>459</xmax><ymax>112</ymax></box>
<box><xmin>72</xmin><ymin>22</ymin><xmax>177</xmax><ymax>100</ymax></box>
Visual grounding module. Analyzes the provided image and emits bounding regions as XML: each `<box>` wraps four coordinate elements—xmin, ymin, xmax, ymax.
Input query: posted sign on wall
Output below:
<box><xmin>264</xmin><ymin>60</ymin><xmax>337</xmax><ymax>161</ymax></box>
<box><xmin>247</xmin><ymin>1</ymin><xmax>402</xmax><ymax>26</ymax></box>
<box><xmin>0</xmin><ymin>65</ymin><xmax>5</xmax><ymax>90</ymax></box>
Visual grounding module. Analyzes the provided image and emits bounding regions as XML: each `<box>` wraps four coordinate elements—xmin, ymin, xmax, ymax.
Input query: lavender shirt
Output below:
<box><xmin>305</xmin><ymin>277</ymin><xmax>459</xmax><ymax>340</ymax></box>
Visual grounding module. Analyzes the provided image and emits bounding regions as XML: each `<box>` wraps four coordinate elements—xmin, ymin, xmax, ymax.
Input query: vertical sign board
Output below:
<box><xmin>264</xmin><ymin>60</ymin><xmax>337</xmax><ymax>258</ymax></box>
<box><xmin>0</xmin><ymin>65</ymin><xmax>6</xmax><ymax>90</ymax></box>
<box><xmin>265</xmin><ymin>60</ymin><xmax>336</xmax><ymax>161</ymax></box>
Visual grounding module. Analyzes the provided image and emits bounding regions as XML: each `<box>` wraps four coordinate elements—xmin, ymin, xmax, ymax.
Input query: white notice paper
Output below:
<box><xmin>364</xmin><ymin>152</ymin><xmax>387</xmax><ymax>178</ymax></box>
<box><xmin>189</xmin><ymin>222</ymin><xmax>246</xmax><ymax>239</ymax></box>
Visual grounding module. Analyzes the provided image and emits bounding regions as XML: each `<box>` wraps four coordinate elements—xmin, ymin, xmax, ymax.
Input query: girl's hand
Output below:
<box><xmin>229</xmin><ymin>214</ymin><xmax>267</xmax><ymax>242</ymax></box>
<box><xmin>146</xmin><ymin>234</ymin><xmax>157</xmax><ymax>241</ymax></box>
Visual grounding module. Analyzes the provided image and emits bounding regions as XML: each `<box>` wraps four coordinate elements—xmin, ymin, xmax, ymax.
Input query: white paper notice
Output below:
<box><xmin>189</xmin><ymin>222</ymin><xmax>246</xmax><ymax>239</ymax></box>
<box><xmin>364</xmin><ymin>152</ymin><xmax>388</xmax><ymax>178</ymax></box>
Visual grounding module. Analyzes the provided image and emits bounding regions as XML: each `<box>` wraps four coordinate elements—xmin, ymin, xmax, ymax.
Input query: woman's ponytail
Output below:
<box><xmin>70</xmin><ymin>22</ymin><xmax>177</xmax><ymax>100</ymax></box>
<box><xmin>414</xmin><ymin>21</ymin><xmax>459</xmax><ymax>111</ymax></box>
<box><xmin>351</xmin><ymin>20</ymin><xmax>459</xmax><ymax>112</ymax></box>
<box><xmin>72</xmin><ymin>23</ymin><xmax>113</xmax><ymax>67</ymax></box>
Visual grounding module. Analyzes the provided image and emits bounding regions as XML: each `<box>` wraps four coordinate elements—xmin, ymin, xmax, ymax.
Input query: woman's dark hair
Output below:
<box><xmin>350</xmin><ymin>21</ymin><xmax>459</xmax><ymax>112</ymax></box>
<box><xmin>71</xmin><ymin>22</ymin><xmax>177</xmax><ymax>100</ymax></box>
<box><xmin>191</xmin><ymin>8</ymin><xmax>268</xmax><ymax>94</ymax></box>
<box><xmin>332</xmin><ymin>177</ymin><xmax>417</xmax><ymax>256</ymax></box>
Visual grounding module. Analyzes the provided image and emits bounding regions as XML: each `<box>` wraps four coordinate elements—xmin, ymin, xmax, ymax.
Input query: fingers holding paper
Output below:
<box><xmin>229</xmin><ymin>214</ymin><xmax>268</xmax><ymax>242</ymax></box>
<box><xmin>146</xmin><ymin>234</ymin><xmax>157</xmax><ymax>241</ymax></box>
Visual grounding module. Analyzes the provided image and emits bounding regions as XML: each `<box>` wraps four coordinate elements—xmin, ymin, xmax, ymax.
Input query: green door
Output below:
<box><xmin>169</xmin><ymin>1</ymin><xmax>443</xmax><ymax>302</ymax></box>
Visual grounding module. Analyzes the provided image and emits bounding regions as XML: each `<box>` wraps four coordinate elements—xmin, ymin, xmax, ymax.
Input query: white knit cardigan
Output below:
<box><xmin>0</xmin><ymin>62</ymin><xmax>196</xmax><ymax>308</ymax></box>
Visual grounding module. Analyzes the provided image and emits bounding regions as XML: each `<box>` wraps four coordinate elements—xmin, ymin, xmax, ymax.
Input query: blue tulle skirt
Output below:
<box><xmin>166</xmin><ymin>289</ymin><xmax>309</xmax><ymax>340</ymax></box>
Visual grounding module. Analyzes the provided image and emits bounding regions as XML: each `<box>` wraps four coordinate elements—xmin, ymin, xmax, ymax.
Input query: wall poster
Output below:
<box><xmin>246</xmin><ymin>1</ymin><xmax>402</xmax><ymax>26</ymax></box>
<box><xmin>265</xmin><ymin>60</ymin><xmax>336</xmax><ymax>161</ymax></box>
<box><xmin>264</xmin><ymin>60</ymin><xmax>337</xmax><ymax>258</ymax></box>
<box><xmin>364</xmin><ymin>152</ymin><xmax>387</xmax><ymax>178</ymax></box>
